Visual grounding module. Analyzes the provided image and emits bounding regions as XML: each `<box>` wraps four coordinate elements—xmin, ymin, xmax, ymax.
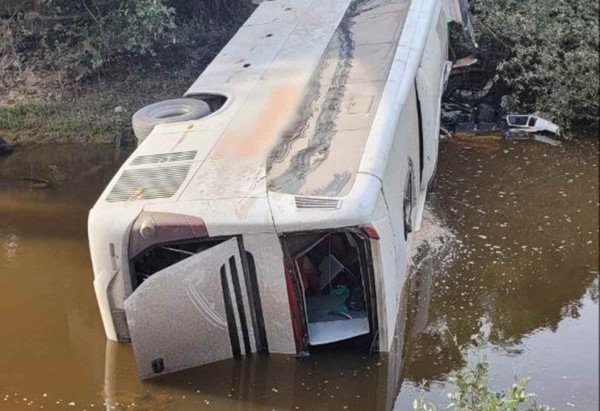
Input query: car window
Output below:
<box><xmin>507</xmin><ymin>115</ymin><xmax>529</xmax><ymax>126</ymax></box>
<box><xmin>528</xmin><ymin>117</ymin><xmax>537</xmax><ymax>127</ymax></box>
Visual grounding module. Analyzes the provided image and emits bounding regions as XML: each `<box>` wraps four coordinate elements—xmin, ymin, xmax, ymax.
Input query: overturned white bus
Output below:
<box><xmin>89</xmin><ymin>0</ymin><xmax>466</xmax><ymax>379</ymax></box>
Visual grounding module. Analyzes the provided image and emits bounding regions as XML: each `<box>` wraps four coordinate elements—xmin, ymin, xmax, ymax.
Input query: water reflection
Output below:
<box><xmin>0</xmin><ymin>140</ymin><xmax>598</xmax><ymax>410</ymax></box>
<box><xmin>1</xmin><ymin>232</ymin><xmax>19</xmax><ymax>264</ymax></box>
<box><xmin>101</xmin><ymin>340</ymin><xmax>406</xmax><ymax>410</ymax></box>
<box><xmin>396</xmin><ymin>139</ymin><xmax>599</xmax><ymax>410</ymax></box>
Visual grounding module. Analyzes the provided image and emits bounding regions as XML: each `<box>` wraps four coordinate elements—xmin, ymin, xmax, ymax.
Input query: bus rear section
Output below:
<box><xmin>121</xmin><ymin>224</ymin><xmax>381</xmax><ymax>378</ymax></box>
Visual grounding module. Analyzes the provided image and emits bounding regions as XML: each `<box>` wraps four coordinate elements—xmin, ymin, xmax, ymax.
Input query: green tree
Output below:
<box><xmin>471</xmin><ymin>0</ymin><xmax>600</xmax><ymax>136</ymax></box>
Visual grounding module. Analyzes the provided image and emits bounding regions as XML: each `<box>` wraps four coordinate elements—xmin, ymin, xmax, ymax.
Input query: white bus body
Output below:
<box><xmin>88</xmin><ymin>0</ymin><xmax>462</xmax><ymax>379</ymax></box>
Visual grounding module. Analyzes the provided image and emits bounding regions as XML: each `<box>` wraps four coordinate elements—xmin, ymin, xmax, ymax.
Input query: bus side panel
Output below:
<box><xmin>377</xmin><ymin>83</ymin><xmax>421</xmax><ymax>349</ymax></box>
<box><xmin>417</xmin><ymin>12</ymin><xmax>446</xmax><ymax>192</ymax></box>
<box><xmin>382</xmin><ymin>82</ymin><xmax>420</xmax><ymax>252</ymax></box>
<box><xmin>370</xmin><ymin>196</ymin><xmax>397</xmax><ymax>350</ymax></box>
<box><xmin>414</xmin><ymin>8</ymin><xmax>451</xmax><ymax>230</ymax></box>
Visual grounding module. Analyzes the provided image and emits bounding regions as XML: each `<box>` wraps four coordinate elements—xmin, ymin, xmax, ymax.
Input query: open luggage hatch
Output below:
<box><xmin>124</xmin><ymin>238</ymin><xmax>255</xmax><ymax>379</ymax></box>
<box><xmin>283</xmin><ymin>231</ymin><xmax>377</xmax><ymax>351</ymax></box>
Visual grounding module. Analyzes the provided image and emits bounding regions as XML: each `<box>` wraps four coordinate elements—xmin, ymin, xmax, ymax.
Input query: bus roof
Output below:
<box><xmin>116</xmin><ymin>0</ymin><xmax>410</xmax><ymax>201</ymax></box>
<box><xmin>94</xmin><ymin>0</ymin><xmax>445</xmax><ymax>233</ymax></box>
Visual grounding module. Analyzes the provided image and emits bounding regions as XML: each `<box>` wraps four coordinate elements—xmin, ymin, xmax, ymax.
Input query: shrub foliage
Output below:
<box><xmin>471</xmin><ymin>0</ymin><xmax>600</xmax><ymax>134</ymax></box>
<box><xmin>413</xmin><ymin>335</ymin><xmax>555</xmax><ymax>411</ymax></box>
<box><xmin>1</xmin><ymin>0</ymin><xmax>251</xmax><ymax>79</ymax></box>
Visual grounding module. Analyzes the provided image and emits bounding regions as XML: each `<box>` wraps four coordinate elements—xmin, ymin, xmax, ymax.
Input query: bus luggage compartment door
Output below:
<box><xmin>124</xmin><ymin>237</ymin><xmax>254</xmax><ymax>379</ymax></box>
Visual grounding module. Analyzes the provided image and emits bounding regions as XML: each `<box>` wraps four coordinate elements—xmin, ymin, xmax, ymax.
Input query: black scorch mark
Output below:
<box><xmin>266</xmin><ymin>0</ymin><xmax>375</xmax><ymax>195</ymax></box>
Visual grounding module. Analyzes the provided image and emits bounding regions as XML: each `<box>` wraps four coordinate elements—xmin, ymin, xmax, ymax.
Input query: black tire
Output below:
<box><xmin>132</xmin><ymin>98</ymin><xmax>211</xmax><ymax>143</ymax></box>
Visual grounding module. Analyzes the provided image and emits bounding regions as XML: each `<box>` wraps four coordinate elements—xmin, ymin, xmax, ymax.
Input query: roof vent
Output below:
<box><xmin>106</xmin><ymin>164</ymin><xmax>191</xmax><ymax>202</ymax></box>
<box><xmin>294</xmin><ymin>196</ymin><xmax>341</xmax><ymax>210</ymax></box>
<box><xmin>131</xmin><ymin>151</ymin><xmax>197</xmax><ymax>166</ymax></box>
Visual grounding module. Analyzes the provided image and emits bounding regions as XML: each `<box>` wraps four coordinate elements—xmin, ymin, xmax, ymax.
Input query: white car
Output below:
<box><xmin>506</xmin><ymin>114</ymin><xmax>560</xmax><ymax>134</ymax></box>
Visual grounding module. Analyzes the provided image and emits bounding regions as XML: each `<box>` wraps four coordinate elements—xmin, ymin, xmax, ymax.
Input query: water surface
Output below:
<box><xmin>396</xmin><ymin>138</ymin><xmax>599</xmax><ymax>410</ymax></box>
<box><xmin>0</xmin><ymin>139</ymin><xmax>597</xmax><ymax>410</ymax></box>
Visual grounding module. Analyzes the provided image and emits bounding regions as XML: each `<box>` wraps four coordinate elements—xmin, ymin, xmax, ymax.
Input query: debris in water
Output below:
<box><xmin>452</xmin><ymin>55</ymin><xmax>479</xmax><ymax>70</ymax></box>
<box><xmin>0</xmin><ymin>137</ymin><xmax>13</xmax><ymax>155</ymax></box>
<box><xmin>531</xmin><ymin>134</ymin><xmax>561</xmax><ymax>147</ymax></box>
<box><xmin>21</xmin><ymin>177</ymin><xmax>51</xmax><ymax>189</ymax></box>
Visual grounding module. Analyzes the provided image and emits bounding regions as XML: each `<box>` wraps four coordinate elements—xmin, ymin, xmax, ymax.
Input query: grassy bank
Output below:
<box><xmin>0</xmin><ymin>69</ymin><xmax>197</xmax><ymax>145</ymax></box>
<box><xmin>0</xmin><ymin>0</ymin><xmax>253</xmax><ymax>146</ymax></box>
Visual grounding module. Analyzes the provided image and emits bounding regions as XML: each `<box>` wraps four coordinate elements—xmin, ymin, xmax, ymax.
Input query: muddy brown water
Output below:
<box><xmin>0</xmin><ymin>140</ymin><xmax>598</xmax><ymax>410</ymax></box>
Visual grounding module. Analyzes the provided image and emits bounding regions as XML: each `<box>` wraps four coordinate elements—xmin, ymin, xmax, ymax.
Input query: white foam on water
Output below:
<box><xmin>411</xmin><ymin>206</ymin><xmax>457</xmax><ymax>265</ymax></box>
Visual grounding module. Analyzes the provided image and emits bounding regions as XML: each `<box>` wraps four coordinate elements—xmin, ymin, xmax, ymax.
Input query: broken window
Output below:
<box><xmin>283</xmin><ymin>231</ymin><xmax>375</xmax><ymax>348</ymax></box>
<box><xmin>130</xmin><ymin>238</ymin><xmax>224</xmax><ymax>289</ymax></box>
<box><xmin>507</xmin><ymin>115</ymin><xmax>529</xmax><ymax>126</ymax></box>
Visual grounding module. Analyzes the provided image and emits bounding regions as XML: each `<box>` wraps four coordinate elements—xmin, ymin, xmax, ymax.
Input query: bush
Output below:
<box><xmin>1</xmin><ymin>0</ymin><xmax>251</xmax><ymax>81</ymax></box>
<box><xmin>470</xmin><ymin>0</ymin><xmax>600</xmax><ymax>135</ymax></box>
<box><xmin>413</xmin><ymin>335</ymin><xmax>555</xmax><ymax>411</ymax></box>
<box><xmin>18</xmin><ymin>0</ymin><xmax>176</xmax><ymax>74</ymax></box>
<box><xmin>167</xmin><ymin>0</ymin><xmax>249</xmax><ymax>21</ymax></box>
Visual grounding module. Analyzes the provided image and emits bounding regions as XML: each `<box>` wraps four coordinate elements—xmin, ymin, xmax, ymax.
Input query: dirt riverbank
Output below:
<box><xmin>0</xmin><ymin>68</ymin><xmax>199</xmax><ymax>146</ymax></box>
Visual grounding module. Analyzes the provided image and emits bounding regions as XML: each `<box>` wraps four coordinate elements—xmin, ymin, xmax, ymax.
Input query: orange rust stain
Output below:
<box><xmin>234</xmin><ymin>197</ymin><xmax>258</xmax><ymax>219</ymax></box>
<box><xmin>212</xmin><ymin>85</ymin><xmax>300</xmax><ymax>160</ymax></box>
